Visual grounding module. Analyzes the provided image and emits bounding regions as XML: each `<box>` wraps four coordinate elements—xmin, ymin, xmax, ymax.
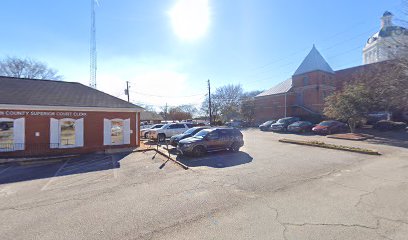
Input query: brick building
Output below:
<box><xmin>0</xmin><ymin>77</ymin><xmax>143</xmax><ymax>157</ymax></box>
<box><xmin>254</xmin><ymin>11</ymin><xmax>407</xmax><ymax>124</ymax></box>
<box><xmin>254</xmin><ymin>45</ymin><xmax>392</xmax><ymax>124</ymax></box>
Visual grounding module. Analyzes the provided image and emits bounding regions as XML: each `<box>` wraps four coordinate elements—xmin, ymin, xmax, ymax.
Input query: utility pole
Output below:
<box><xmin>164</xmin><ymin>103</ymin><xmax>168</xmax><ymax>122</ymax></box>
<box><xmin>208</xmin><ymin>79</ymin><xmax>212</xmax><ymax>126</ymax></box>
<box><xmin>125</xmin><ymin>81</ymin><xmax>130</xmax><ymax>102</ymax></box>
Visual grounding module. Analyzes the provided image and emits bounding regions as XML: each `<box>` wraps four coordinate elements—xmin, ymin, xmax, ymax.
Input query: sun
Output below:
<box><xmin>168</xmin><ymin>0</ymin><xmax>210</xmax><ymax>41</ymax></box>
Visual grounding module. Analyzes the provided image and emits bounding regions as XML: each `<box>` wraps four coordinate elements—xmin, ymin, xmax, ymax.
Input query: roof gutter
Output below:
<box><xmin>0</xmin><ymin>104</ymin><xmax>144</xmax><ymax>113</ymax></box>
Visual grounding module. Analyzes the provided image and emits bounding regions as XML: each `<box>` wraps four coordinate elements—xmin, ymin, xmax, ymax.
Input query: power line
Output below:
<box><xmin>243</xmin><ymin>25</ymin><xmax>379</xmax><ymax>82</ymax></box>
<box><xmin>129</xmin><ymin>90</ymin><xmax>206</xmax><ymax>98</ymax></box>
<box><xmin>247</xmin><ymin>22</ymin><xmax>375</xmax><ymax>75</ymax></box>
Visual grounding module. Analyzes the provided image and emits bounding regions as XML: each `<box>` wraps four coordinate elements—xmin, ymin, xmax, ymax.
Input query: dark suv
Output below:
<box><xmin>169</xmin><ymin>126</ymin><xmax>210</xmax><ymax>147</ymax></box>
<box><xmin>270</xmin><ymin>117</ymin><xmax>300</xmax><ymax>132</ymax></box>
<box><xmin>177</xmin><ymin>128</ymin><xmax>244</xmax><ymax>157</ymax></box>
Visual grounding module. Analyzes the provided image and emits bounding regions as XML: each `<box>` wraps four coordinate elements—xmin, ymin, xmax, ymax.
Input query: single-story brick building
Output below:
<box><xmin>0</xmin><ymin>76</ymin><xmax>143</xmax><ymax>157</ymax></box>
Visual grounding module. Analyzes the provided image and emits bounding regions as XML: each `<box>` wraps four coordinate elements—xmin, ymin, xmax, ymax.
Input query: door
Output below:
<box><xmin>218</xmin><ymin>129</ymin><xmax>233</xmax><ymax>149</ymax></box>
<box><xmin>205</xmin><ymin>130</ymin><xmax>223</xmax><ymax>151</ymax></box>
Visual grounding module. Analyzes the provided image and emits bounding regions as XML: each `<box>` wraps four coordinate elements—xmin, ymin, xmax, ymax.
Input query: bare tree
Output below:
<box><xmin>166</xmin><ymin>105</ymin><xmax>197</xmax><ymax>121</ymax></box>
<box><xmin>200</xmin><ymin>85</ymin><xmax>263</xmax><ymax>123</ymax></box>
<box><xmin>0</xmin><ymin>56</ymin><xmax>63</xmax><ymax>80</ymax></box>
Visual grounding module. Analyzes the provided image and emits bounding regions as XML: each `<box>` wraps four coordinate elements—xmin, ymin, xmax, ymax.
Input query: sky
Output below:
<box><xmin>0</xmin><ymin>0</ymin><xmax>404</xmax><ymax>110</ymax></box>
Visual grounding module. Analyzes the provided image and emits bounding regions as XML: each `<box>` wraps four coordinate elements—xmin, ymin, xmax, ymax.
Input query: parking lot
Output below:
<box><xmin>0</xmin><ymin>129</ymin><xmax>407</xmax><ymax>239</ymax></box>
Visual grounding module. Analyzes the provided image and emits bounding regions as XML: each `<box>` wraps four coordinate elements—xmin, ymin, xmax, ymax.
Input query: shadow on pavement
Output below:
<box><xmin>0</xmin><ymin>153</ymin><xmax>129</xmax><ymax>185</ymax></box>
<box><xmin>360</xmin><ymin>129</ymin><xmax>408</xmax><ymax>148</ymax></box>
<box><xmin>176</xmin><ymin>151</ymin><xmax>253</xmax><ymax>168</ymax></box>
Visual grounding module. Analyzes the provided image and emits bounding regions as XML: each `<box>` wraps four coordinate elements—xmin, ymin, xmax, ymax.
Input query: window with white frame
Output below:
<box><xmin>0</xmin><ymin>118</ymin><xmax>25</xmax><ymax>152</ymax></box>
<box><xmin>50</xmin><ymin>118</ymin><xmax>84</xmax><ymax>148</ymax></box>
<box><xmin>111</xmin><ymin>120</ymin><xmax>124</xmax><ymax>145</ymax></box>
<box><xmin>104</xmin><ymin>118</ymin><xmax>131</xmax><ymax>146</ymax></box>
<box><xmin>60</xmin><ymin>119</ymin><xmax>76</xmax><ymax>146</ymax></box>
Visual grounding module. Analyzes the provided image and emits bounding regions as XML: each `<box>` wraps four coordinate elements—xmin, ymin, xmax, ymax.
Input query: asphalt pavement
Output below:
<box><xmin>0</xmin><ymin>129</ymin><xmax>407</xmax><ymax>240</ymax></box>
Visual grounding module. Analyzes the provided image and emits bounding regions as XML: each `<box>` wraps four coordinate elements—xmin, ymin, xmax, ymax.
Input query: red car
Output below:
<box><xmin>312</xmin><ymin>120</ymin><xmax>347</xmax><ymax>135</ymax></box>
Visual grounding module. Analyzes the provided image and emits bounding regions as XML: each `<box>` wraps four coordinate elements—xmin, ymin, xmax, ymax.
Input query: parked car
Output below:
<box><xmin>259</xmin><ymin>120</ymin><xmax>276</xmax><ymax>131</ymax></box>
<box><xmin>140</xmin><ymin>124</ymin><xmax>164</xmax><ymax>138</ymax></box>
<box><xmin>366</xmin><ymin>112</ymin><xmax>392</xmax><ymax>125</ymax></box>
<box><xmin>373</xmin><ymin>120</ymin><xmax>407</xmax><ymax>131</ymax></box>
<box><xmin>149</xmin><ymin>123</ymin><xmax>191</xmax><ymax>142</ymax></box>
<box><xmin>169</xmin><ymin>126</ymin><xmax>210</xmax><ymax>147</ymax></box>
<box><xmin>177</xmin><ymin>128</ymin><xmax>244</xmax><ymax>157</ymax></box>
<box><xmin>287</xmin><ymin>121</ymin><xmax>314</xmax><ymax>133</ymax></box>
<box><xmin>312</xmin><ymin>120</ymin><xmax>347</xmax><ymax>135</ymax></box>
<box><xmin>225</xmin><ymin>120</ymin><xmax>244</xmax><ymax>128</ymax></box>
<box><xmin>270</xmin><ymin>117</ymin><xmax>300</xmax><ymax>132</ymax></box>
<box><xmin>0</xmin><ymin>122</ymin><xmax>13</xmax><ymax>131</ymax></box>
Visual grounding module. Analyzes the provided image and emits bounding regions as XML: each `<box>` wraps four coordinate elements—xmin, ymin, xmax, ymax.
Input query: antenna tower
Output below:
<box><xmin>89</xmin><ymin>0</ymin><xmax>97</xmax><ymax>88</ymax></box>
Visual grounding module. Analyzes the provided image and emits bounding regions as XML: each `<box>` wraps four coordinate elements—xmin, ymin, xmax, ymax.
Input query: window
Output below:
<box><xmin>60</xmin><ymin>120</ymin><xmax>76</xmax><ymax>146</ymax></box>
<box><xmin>111</xmin><ymin>120</ymin><xmax>124</xmax><ymax>145</ymax></box>
<box><xmin>0</xmin><ymin>118</ymin><xmax>25</xmax><ymax>151</ymax></box>
<box><xmin>50</xmin><ymin>118</ymin><xmax>84</xmax><ymax>149</ymax></box>
<box><xmin>104</xmin><ymin>118</ymin><xmax>131</xmax><ymax>146</ymax></box>
<box><xmin>0</xmin><ymin>120</ymin><xmax>14</xmax><ymax>148</ymax></box>
<box><xmin>170</xmin><ymin>124</ymin><xmax>184</xmax><ymax>129</ymax></box>
<box><xmin>207</xmin><ymin>131</ymin><xmax>219</xmax><ymax>140</ymax></box>
<box><xmin>303</xmin><ymin>76</ymin><xmax>309</xmax><ymax>86</ymax></box>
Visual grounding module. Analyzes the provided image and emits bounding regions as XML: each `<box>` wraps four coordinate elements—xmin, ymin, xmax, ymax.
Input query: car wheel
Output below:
<box><xmin>230</xmin><ymin>142</ymin><xmax>240</xmax><ymax>152</ymax></box>
<box><xmin>192</xmin><ymin>146</ymin><xmax>205</xmax><ymax>157</ymax></box>
<box><xmin>158</xmin><ymin>133</ymin><xmax>166</xmax><ymax>142</ymax></box>
<box><xmin>144</xmin><ymin>132</ymin><xmax>149</xmax><ymax>138</ymax></box>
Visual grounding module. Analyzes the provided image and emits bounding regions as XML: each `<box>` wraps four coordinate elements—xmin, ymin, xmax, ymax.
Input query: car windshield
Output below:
<box><xmin>277</xmin><ymin>119</ymin><xmax>289</xmax><ymax>124</ymax></box>
<box><xmin>193</xmin><ymin>129</ymin><xmax>212</xmax><ymax>139</ymax></box>
<box><xmin>160</xmin><ymin>124</ymin><xmax>171</xmax><ymax>129</ymax></box>
<box><xmin>183</xmin><ymin>127</ymin><xmax>200</xmax><ymax>135</ymax></box>
<box><xmin>319</xmin><ymin>121</ymin><xmax>335</xmax><ymax>126</ymax></box>
<box><xmin>152</xmin><ymin>124</ymin><xmax>163</xmax><ymax>129</ymax></box>
<box><xmin>263</xmin><ymin>121</ymin><xmax>274</xmax><ymax>125</ymax></box>
<box><xmin>291</xmin><ymin>121</ymin><xmax>303</xmax><ymax>126</ymax></box>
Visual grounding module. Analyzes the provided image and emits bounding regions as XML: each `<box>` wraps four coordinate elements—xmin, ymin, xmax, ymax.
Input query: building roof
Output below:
<box><xmin>293</xmin><ymin>45</ymin><xmax>334</xmax><ymax>76</ymax></box>
<box><xmin>140</xmin><ymin>111</ymin><xmax>164</xmax><ymax>121</ymax></box>
<box><xmin>0</xmin><ymin>76</ymin><xmax>143</xmax><ymax>110</ymax></box>
<box><xmin>256</xmin><ymin>78</ymin><xmax>292</xmax><ymax>97</ymax></box>
<box><xmin>383</xmin><ymin>11</ymin><xmax>393</xmax><ymax>17</ymax></box>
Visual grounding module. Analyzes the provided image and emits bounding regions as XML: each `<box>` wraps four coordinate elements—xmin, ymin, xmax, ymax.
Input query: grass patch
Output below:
<box><xmin>279</xmin><ymin>139</ymin><xmax>381</xmax><ymax>155</ymax></box>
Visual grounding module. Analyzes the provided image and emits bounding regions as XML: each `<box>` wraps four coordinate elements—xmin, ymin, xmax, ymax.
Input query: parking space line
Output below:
<box><xmin>0</xmin><ymin>165</ymin><xmax>13</xmax><ymax>176</ymax></box>
<box><xmin>41</xmin><ymin>159</ymin><xmax>69</xmax><ymax>191</ymax></box>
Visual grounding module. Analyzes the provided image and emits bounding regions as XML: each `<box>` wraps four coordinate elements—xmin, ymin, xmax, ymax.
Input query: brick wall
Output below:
<box><xmin>0</xmin><ymin>109</ymin><xmax>140</xmax><ymax>157</ymax></box>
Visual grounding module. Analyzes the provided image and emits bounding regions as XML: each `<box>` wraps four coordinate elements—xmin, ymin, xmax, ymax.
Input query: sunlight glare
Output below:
<box><xmin>169</xmin><ymin>0</ymin><xmax>210</xmax><ymax>41</ymax></box>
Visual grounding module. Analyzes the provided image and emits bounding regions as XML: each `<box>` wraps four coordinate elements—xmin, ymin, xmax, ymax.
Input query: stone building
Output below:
<box><xmin>363</xmin><ymin>11</ymin><xmax>408</xmax><ymax>64</ymax></box>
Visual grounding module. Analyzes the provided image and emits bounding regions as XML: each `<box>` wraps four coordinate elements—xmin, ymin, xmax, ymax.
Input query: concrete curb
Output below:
<box><xmin>279</xmin><ymin>138</ymin><xmax>382</xmax><ymax>155</ymax></box>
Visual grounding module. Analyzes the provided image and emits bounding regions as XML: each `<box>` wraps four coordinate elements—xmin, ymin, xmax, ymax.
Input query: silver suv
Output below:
<box><xmin>149</xmin><ymin>123</ymin><xmax>192</xmax><ymax>142</ymax></box>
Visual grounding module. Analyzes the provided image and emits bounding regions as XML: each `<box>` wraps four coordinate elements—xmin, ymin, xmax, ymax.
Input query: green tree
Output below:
<box><xmin>324</xmin><ymin>84</ymin><xmax>372</xmax><ymax>133</ymax></box>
